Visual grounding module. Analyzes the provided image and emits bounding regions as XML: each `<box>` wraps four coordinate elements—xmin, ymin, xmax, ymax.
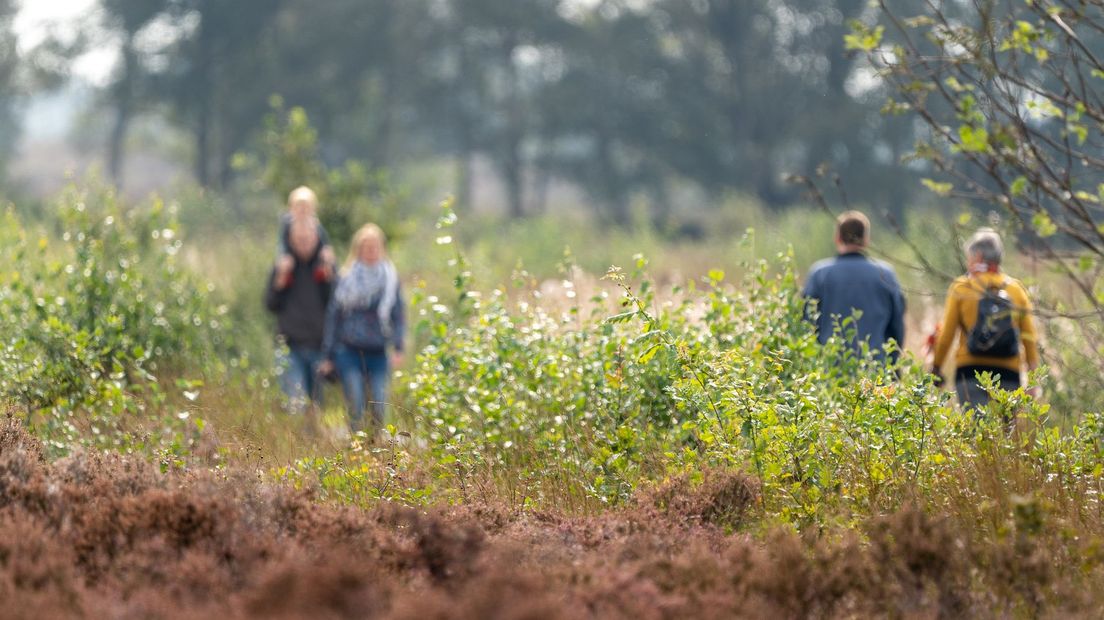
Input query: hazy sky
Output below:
<box><xmin>15</xmin><ymin>0</ymin><xmax>114</xmax><ymax>85</ymax></box>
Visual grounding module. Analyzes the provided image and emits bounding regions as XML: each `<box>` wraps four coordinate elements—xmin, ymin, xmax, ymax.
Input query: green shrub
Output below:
<box><xmin>0</xmin><ymin>183</ymin><xmax>227</xmax><ymax>456</ymax></box>
<box><xmin>233</xmin><ymin>98</ymin><xmax>417</xmax><ymax>251</ymax></box>
<box><xmin>401</xmin><ymin>204</ymin><xmax>1104</xmax><ymax>529</ymax></box>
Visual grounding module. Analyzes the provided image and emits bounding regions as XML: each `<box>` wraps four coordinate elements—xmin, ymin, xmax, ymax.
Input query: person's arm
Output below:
<box><xmin>390</xmin><ymin>284</ymin><xmax>405</xmax><ymax>354</ymax></box>
<box><xmin>322</xmin><ymin>300</ymin><xmax>339</xmax><ymax>361</ymax></box>
<box><xmin>1018</xmin><ymin>285</ymin><xmax>1040</xmax><ymax>372</ymax></box>
<box><xmin>931</xmin><ymin>283</ymin><xmax>960</xmax><ymax>375</ymax></box>
<box><xmin>802</xmin><ymin>269</ymin><xmax>822</xmax><ymax>326</ymax></box>
<box><xmin>263</xmin><ymin>268</ymin><xmax>284</xmax><ymax>313</ymax></box>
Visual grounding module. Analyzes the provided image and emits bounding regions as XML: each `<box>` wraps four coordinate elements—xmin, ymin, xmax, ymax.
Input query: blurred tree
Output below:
<box><xmin>268</xmin><ymin>0</ymin><xmax>439</xmax><ymax>168</ymax></box>
<box><xmin>649</xmin><ymin>0</ymin><xmax>920</xmax><ymax>209</ymax></box>
<box><xmin>431</xmin><ymin>0</ymin><xmax>569</xmax><ymax>218</ymax></box>
<box><xmin>241</xmin><ymin>100</ymin><xmax>412</xmax><ymax>247</ymax></box>
<box><xmin>32</xmin><ymin>0</ymin><xmax>941</xmax><ymax>221</ymax></box>
<box><xmin>0</xmin><ymin>0</ymin><xmax>20</xmax><ymax>178</ymax></box>
<box><xmin>536</xmin><ymin>3</ymin><xmax>671</xmax><ymax>225</ymax></box>
<box><xmin>155</xmin><ymin>0</ymin><xmax>286</xmax><ymax>187</ymax></box>
<box><xmin>861</xmin><ymin>0</ymin><xmax>1104</xmax><ymax>404</ymax></box>
<box><xmin>100</xmin><ymin>0</ymin><xmax>166</xmax><ymax>186</ymax></box>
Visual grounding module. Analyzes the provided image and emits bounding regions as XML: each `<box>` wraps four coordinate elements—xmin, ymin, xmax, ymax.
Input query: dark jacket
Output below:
<box><xmin>264</xmin><ymin>245</ymin><xmax>332</xmax><ymax>350</ymax></box>
<box><xmin>322</xmin><ymin>281</ymin><xmax>405</xmax><ymax>358</ymax></box>
<box><xmin>803</xmin><ymin>252</ymin><xmax>906</xmax><ymax>361</ymax></box>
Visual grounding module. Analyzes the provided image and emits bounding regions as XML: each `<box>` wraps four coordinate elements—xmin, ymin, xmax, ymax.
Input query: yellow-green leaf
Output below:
<box><xmin>921</xmin><ymin>178</ymin><xmax>954</xmax><ymax>197</ymax></box>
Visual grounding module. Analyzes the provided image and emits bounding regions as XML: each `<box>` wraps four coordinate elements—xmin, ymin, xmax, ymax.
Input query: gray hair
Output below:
<box><xmin>965</xmin><ymin>228</ymin><xmax>1004</xmax><ymax>264</ymax></box>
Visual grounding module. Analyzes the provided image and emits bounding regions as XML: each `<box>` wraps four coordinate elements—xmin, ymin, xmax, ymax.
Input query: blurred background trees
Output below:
<box><xmin>8</xmin><ymin>0</ymin><xmax>930</xmax><ymax>226</ymax></box>
<box><xmin>0</xmin><ymin>0</ymin><xmax>23</xmax><ymax>179</ymax></box>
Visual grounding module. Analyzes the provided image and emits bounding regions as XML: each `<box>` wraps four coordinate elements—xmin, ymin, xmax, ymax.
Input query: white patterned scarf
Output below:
<box><xmin>335</xmin><ymin>259</ymin><xmax>399</xmax><ymax>331</ymax></box>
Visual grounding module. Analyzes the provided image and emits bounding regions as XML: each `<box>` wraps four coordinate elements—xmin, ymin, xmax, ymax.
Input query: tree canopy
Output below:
<box><xmin>22</xmin><ymin>0</ymin><xmax>938</xmax><ymax>223</ymax></box>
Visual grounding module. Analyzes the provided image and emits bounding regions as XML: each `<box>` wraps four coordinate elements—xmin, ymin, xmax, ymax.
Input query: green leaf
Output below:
<box><xmin>1032</xmin><ymin>212</ymin><xmax>1058</xmax><ymax>238</ymax></box>
<box><xmin>944</xmin><ymin>77</ymin><xmax>971</xmax><ymax>92</ymax></box>
<box><xmin>957</xmin><ymin>125</ymin><xmax>990</xmax><ymax>153</ymax></box>
<box><xmin>606</xmin><ymin>311</ymin><xmax>636</xmax><ymax>324</ymax></box>
<box><xmin>638</xmin><ymin>343</ymin><xmax>663</xmax><ymax>364</ymax></box>
<box><xmin>921</xmin><ymin>178</ymin><xmax>954</xmax><ymax>197</ymax></box>
<box><xmin>1068</xmin><ymin>122</ymin><xmax>1088</xmax><ymax>145</ymax></box>
<box><xmin>1010</xmin><ymin>176</ymin><xmax>1027</xmax><ymax>197</ymax></box>
<box><xmin>708</xmin><ymin>269</ymin><xmax>725</xmax><ymax>283</ymax></box>
<box><xmin>1074</xmin><ymin>190</ymin><xmax>1099</xmax><ymax>204</ymax></box>
<box><xmin>844</xmin><ymin>24</ymin><xmax>884</xmax><ymax>52</ymax></box>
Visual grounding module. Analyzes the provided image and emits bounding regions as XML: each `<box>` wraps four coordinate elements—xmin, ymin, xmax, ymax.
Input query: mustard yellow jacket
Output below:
<box><xmin>932</xmin><ymin>272</ymin><xmax>1039</xmax><ymax>374</ymax></box>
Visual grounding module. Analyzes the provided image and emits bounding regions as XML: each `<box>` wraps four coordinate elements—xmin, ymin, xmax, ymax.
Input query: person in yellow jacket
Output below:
<box><xmin>931</xmin><ymin>228</ymin><xmax>1040</xmax><ymax>411</ymax></box>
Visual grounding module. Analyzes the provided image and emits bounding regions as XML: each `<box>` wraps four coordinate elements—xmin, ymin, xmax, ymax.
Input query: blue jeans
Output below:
<box><xmin>277</xmin><ymin>346</ymin><xmax>323</xmax><ymax>414</ymax></box>
<box><xmin>334</xmin><ymin>346</ymin><xmax>390</xmax><ymax>431</ymax></box>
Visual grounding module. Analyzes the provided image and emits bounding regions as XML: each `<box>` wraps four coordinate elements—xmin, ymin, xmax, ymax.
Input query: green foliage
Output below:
<box><xmin>58</xmin><ymin>0</ymin><xmax>930</xmax><ymax>218</ymax></box>
<box><xmin>277</xmin><ymin>426</ymin><xmax>432</xmax><ymax>507</ymax></box>
<box><xmin>866</xmin><ymin>0</ymin><xmax>1104</xmax><ymax>410</ymax></box>
<box><xmin>0</xmin><ymin>183</ymin><xmax>227</xmax><ymax>456</ymax></box>
<box><xmin>0</xmin><ymin>1</ymin><xmax>21</xmax><ymax>177</ymax></box>
<box><xmin>844</xmin><ymin>22</ymin><xmax>884</xmax><ymax>52</ymax></box>
<box><xmin>397</xmin><ymin>207</ymin><xmax>1104</xmax><ymax>528</ymax></box>
<box><xmin>235</xmin><ymin>99</ymin><xmax>414</xmax><ymax>249</ymax></box>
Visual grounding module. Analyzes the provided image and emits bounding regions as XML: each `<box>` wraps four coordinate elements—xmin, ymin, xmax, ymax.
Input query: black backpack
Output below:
<box><xmin>966</xmin><ymin>279</ymin><xmax>1020</xmax><ymax>358</ymax></box>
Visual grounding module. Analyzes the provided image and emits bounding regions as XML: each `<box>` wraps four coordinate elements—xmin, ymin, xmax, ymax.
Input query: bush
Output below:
<box><xmin>401</xmin><ymin>203</ymin><xmax>1104</xmax><ymax>530</ymax></box>
<box><xmin>0</xmin><ymin>183</ymin><xmax>228</xmax><ymax>456</ymax></box>
<box><xmin>234</xmin><ymin>98</ymin><xmax>417</xmax><ymax>251</ymax></box>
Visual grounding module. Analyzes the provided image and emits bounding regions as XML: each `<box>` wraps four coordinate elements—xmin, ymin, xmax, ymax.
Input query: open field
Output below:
<box><xmin>0</xmin><ymin>182</ymin><xmax>1100</xmax><ymax>618</ymax></box>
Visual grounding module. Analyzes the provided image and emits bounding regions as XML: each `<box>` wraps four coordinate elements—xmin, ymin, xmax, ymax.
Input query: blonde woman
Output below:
<box><xmin>319</xmin><ymin>224</ymin><xmax>404</xmax><ymax>432</ymax></box>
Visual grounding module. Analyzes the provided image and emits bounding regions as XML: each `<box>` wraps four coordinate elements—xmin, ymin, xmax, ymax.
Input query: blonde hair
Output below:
<box><xmin>287</xmin><ymin>186</ymin><xmax>319</xmax><ymax>213</ymax></box>
<box><xmin>343</xmin><ymin>223</ymin><xmax>387</xmax><ymax>272</ymax></box>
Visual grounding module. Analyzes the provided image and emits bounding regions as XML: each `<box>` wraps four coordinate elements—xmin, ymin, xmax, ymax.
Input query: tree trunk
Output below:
<box><xmin>455</xmin><ymin>151</ymin><xmax>473</xmax><ymax>212</ymax></box>
<box><xmin>502</xmin><ymin>35</ymin><xmax>525</xmax><ymax>219</ymax></box>
<box><xmin>195</xmin><ymin>96</ymin><xmax>211</xmax><ymax>186</ymax></box>
<box><xmin>533</xmin><ymin>163</ymin><xmax>550</xmax><ymax>215</ymax></box>
<box><xmin>598</xmin><ymin>134</ymin><xmax>629</xmax><ymax>226</ymax></box>
<box><xmin>193</xmin><ymin>2</ymin><xmax>214</xmax><ymax>186</ymax></box>
<box><xmin>108</xmin><ymin>36</ymin><xmax>136</xmax><ymax>189</ymax></box>
<box><xmin>503</xmin><ymin>148</ymin><xmax>524</xmax><ymax>219</ymax></box>
<box><xmin>451</xmin><ymin>15</ymin><xmax>475</xmax><ymax>212</ymax></box>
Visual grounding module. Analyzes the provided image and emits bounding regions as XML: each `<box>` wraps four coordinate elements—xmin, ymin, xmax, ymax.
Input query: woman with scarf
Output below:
<box><xmin>319</xmin><ymin>224</ymin><xmax>404</xmax><ymax>432</ymax></box>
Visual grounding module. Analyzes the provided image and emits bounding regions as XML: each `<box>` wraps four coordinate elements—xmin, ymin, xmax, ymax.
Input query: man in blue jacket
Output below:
<box><xmin>803</xmin><ymin>211</ymin><xmax>906</xmax><ymax>362</ymax></box>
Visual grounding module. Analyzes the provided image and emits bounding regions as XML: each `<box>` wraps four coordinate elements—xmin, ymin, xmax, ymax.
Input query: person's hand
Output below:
<box><xmin>318</xmin><ymin>360</ymin><xmax>335</xmax><ymax>377</ymax></box>
<box><xmin>1027</xmin><ymin>385</ymin><xmax>1043</xmax><ymax>400</ymax></box>
<box><xmin>275</xmin><ymin>254</ymin><xmax>294</xmax><ymax>289</ymax></box>
<box><xmin>391</xmin><ymin>351</ymin><xmax>404</xmax><ymax>368</ymax></box>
